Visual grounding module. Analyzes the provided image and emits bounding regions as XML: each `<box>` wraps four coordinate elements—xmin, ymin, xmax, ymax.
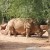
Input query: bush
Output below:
<box><xmin>38</xmin><ymin>18</ymin><xmax>47</xmax><ymax>25</ymax></box>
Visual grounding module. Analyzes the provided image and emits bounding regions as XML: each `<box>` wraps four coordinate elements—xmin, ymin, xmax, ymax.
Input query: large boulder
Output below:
<box><xmin>4</xmin><ymin>18</ymin><xmax>41</xmax><ymax>37</ymax></box>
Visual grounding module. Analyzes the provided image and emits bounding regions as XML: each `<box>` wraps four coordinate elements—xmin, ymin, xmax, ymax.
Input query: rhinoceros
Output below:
<box><xmin>4</xmin><ymin>18</ymin><xmax>41</xmax><ymax>37</ymax></box>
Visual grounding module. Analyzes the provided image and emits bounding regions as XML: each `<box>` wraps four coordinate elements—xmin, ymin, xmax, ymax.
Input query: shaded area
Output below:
<box><xmin>0</xmin><ymin>42</ymin><xmax>50</xmax><ymax>50</ymax></box>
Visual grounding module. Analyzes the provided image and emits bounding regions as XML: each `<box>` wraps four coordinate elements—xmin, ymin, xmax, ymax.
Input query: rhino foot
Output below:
<box><xmin>26</xmin><ymin>33</ymin><xmax>31</xmax><ymax>37</ymax></box>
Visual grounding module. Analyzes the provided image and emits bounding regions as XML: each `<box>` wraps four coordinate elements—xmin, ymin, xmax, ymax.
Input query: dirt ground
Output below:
<box><xmin>0</xmin><ymin>31</ymin><xmax>50</xmax><ymax>50</ymax></box>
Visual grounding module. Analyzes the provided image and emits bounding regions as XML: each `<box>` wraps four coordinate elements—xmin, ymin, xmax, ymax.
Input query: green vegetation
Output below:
<box><xmin>0</xmin><ymin>0</ymin><xmax>50</xmax><ymax>24</ymax></box>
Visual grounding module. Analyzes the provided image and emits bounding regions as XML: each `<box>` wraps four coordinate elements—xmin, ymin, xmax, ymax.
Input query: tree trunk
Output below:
<box><xmin>2</xmin><ymin>17</ymin><xmax>4</xmax><ymax>24</ymax></box>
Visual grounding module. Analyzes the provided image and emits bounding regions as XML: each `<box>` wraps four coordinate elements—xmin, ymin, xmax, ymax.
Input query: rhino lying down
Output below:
<box><xmin>1</xmin><ymin>18</ymin><xmax>42</xmax><ymax>37</ymax></box>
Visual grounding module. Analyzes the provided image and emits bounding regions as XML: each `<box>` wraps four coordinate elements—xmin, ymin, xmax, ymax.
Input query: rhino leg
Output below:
<box><xmin>26</xmin><ymin>28</ymin><xmax>31</xmax><ymax>37</ymax></box>
<box><xmin>37</xmin><ymin>30</ymin><xmax>44</xmax><ymax>37</ymax></box>
<box><xmin>5</xmin><ymin>27</ymin><xmax>14</xmax><ymax>36</ymax></box>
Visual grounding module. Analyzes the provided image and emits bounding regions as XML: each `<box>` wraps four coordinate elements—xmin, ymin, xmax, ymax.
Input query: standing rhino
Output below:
<box><xmin>4</xmin><ymin>18</ymin><xmax>41</xmax><ymax>37</ymax></box>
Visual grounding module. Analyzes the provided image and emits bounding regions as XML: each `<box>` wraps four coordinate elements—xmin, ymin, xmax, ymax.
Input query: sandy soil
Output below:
<box><xmin>0</xmin><ymin>31</ymin><xmax>50</xmax><ymax>50</ymax></box>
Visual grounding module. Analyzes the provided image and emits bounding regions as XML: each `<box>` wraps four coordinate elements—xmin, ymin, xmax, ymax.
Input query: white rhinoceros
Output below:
<box><xmin>4</xmin><ymin>18</ymin><xmax>41</xmax><ymax>37</ymax></box>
